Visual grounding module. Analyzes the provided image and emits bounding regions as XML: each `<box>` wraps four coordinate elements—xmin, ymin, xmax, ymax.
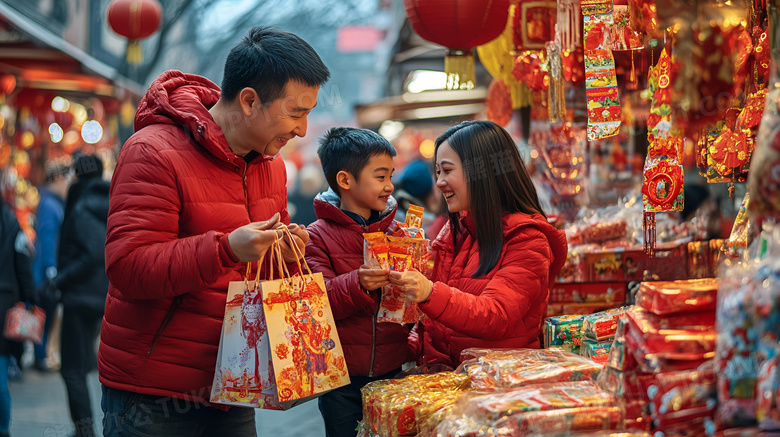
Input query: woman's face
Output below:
<box><xmin>435</xmin><ymin>141</ymin><xmax>470</xmax><ymax>213</ymax></box>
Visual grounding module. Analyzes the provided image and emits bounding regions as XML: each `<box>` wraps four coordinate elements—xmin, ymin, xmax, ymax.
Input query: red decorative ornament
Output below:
<box><xmin>0</xmin><ymin>74</ymin><xmax>15</xmax><ymax>96</ymax></box>
<box><xmin>107</xmin><ymin>0</ymin><xmax>163</xmax><ymax>65</ymax></box>
<box><xmin>753</xmin><ymin>26</ymin><xmax>770</xmax><ymax>87</ymax></box>
<box><xmin>738</xmin><ymin>89</ymin><xmax>768</xmax><ymax>130</ymax></box>
<box><xmin>486</xmin><ymin>79</ymin><xmax>513</xmax><ymax>127</ymax></box>
<box><xmin>404</xmin><ymin>0</ymin><xmax>510</xmax><ymax>89</ymax></box>
<box><xmin>642</xmin><ymin>160</ymin><xmax>683</xmax><ymax>210</ymax></box>
<box><xmin>709</xmin><ymin>126</ymin><xmax>750</xmax><ymax>176</ymax></box>
<box><xmin>512</xmin><ymin>51</ymin><xmax>548</xmax><ymax>91</ymax></box>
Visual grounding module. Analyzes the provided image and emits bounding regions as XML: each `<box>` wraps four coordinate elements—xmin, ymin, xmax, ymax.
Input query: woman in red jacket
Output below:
<box><xmin>390</xmin><ymin>121</ymin><xmax>568</xmax><ymax>368</ymax></box>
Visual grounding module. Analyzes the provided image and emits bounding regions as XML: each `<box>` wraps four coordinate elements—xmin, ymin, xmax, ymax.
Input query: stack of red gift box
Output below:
<box><xmin>597</xmin><ymin>278</ymin><xmax>720</xmax><ymax>433</ymax></box>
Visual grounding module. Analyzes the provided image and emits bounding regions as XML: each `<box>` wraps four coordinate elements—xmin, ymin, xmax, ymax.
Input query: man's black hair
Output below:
<box><xmin>317</xmin><ymin>127</ymin><xmax>396</xmax><ymax>196</ymax></box>
<box><xmin>221</xmin><ymin>27</ymin><xmax>330</xmax><ymax>105</ymax></box>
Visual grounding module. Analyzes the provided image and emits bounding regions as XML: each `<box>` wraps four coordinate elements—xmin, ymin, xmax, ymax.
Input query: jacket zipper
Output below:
<box><xmin>148</xmin><ymin>296</ymin><xmax>183</xmax><ymax>356</ymax></box>
<box><xmin>242</xmin><ymin>164</ymin><xmax>250</xmax><ymax>216</ymax></box>
<box><xmin>369</xmin><ymin>293</ymin><xmax>379</xmax><ymax>377</ymax></box>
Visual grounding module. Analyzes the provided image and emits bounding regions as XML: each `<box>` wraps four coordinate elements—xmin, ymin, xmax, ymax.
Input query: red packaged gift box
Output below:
<box><xmin>635</xmin><ymin>278</ymin><xmax>719</xmax><ymax>315</ymax></box>
<box><xmin>625</xmin><ymin>308</ymin><xmax>716</xmax><ymax>356</ymax></box>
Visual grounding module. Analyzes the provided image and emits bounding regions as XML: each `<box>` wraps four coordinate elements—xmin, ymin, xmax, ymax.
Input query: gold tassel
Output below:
<box><xmin>445</xmin><ymin>50</ymin><xmax>476</xmax><ymax>90</ymax></box>
<box><xmin>127</xmin><ymin>39</ymin><xmax>143</xmax><ymax>65</ymax></box>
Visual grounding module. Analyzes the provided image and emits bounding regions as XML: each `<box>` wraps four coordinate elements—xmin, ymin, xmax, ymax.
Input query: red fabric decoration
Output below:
<box><xmin>486</xmin><ymin>80</ymin><xmax>513</xmax><ymax>127</ymax></box>
<box><xmin>753</xmin><ymin>26</ymin><xmax>770</xmax><ymax>87</ymax></box>
<box><xmin>404</xmin><ymin>0</ymin><xmax>510</xmax><ymax>50</ymax></box>
<box><xmin>709</xmin><ymin>126</ymin><xmax>750</xmax><ymax>176</ymax></box>
<box><xmin>738</xmin><ymin>89</ymin><xmax>768</xmax><ymax>130</ymax></box>
<box><xmin>734</xmin><ymin>30</ymin><xmax>753</xmax><ymax>94</ymax></box>
<box><xmin>512</xmin><ymin>51</ymin><xmax>548</xmax><ymax>91</ymax></box>
<box><xmin>107</xmin><ymin>0</ymin><xmax>162</xmax><ymax>39</ymax></box>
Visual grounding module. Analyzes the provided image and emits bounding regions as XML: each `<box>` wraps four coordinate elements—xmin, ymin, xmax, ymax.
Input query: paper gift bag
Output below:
<box><xmin>4</xmin><ymin>303</ymin><xmax>45</xmax><ymax>344</ymax></box>
<box><xmin>210</xmin><ymin>260</ymin><xmax>281</xmax><ymax>409</ymax></box>
<box><xmin>261</xmin><ymin>230</ymin><xmax>350</xmax><ymax>406</ymax></box>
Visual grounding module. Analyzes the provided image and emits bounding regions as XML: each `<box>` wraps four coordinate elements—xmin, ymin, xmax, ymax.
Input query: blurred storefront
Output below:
<box><xmin>0</xmin><ymin>1</ymin><xmax>142</xmax><ymax>238</ymax></box>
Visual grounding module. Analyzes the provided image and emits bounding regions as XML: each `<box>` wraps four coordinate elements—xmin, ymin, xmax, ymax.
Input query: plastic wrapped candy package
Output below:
<box><xmin>490</xmin><ymin>406</ymin><xmax>624</xmax><ymax>436</ymax></box>
<box><xmin>361</xmin><ymin>372</ymin><xmax>471</xmax><ymax>437</ymax></box>
<box><xmin>433</xmin><ymin>382</ymin><xmax>622</xmax><ymax>437</ymax></box>
<box><xmin>457</xmin><ymin>348</ymin><xmax>603</xmax><ymax>390</ymax></box>
<box><xmin>751</xmin><ymin>259</ymin><xmax>780</xmax><ymax>430</ymax></box>
<box><xmin>581</xmin><ymin>306</ymin><xmax>629</xmax><ymax>341</ymax></box>
<box><xmin>715</xmin><ymin>258</ymin><xmax>760</xmax><ymax>429</ymax></box>
<box><xmin>605</xmin><ymin>316</ymin><xmax>638</xmax><ymax>372</ymax></box>
<box><xmin>525</xmin><ymin>432</ymin><xmax>652</xmax><ymax>437</ymax></box>
<box><xmin>625</xmin><ymin>307</ymin><xmax>716</xmax><ymax>357</ymax></box>
<box><xmin>597</xmin><ymin>365</ymin><xmax>654</xmax><ymax>401</ymax></box>
<box><xmin>727</xmin><ymin>192</ymin><xmax>751</xmax><ymax>257</ymax></box>
<box><xmin>634</xmin><ymin>278</ymin><xmax>719</xmax><ymax>316</ymax></box>
<box><xmin>646</xmin><ymin>364</ymin><xmax>717</xmax><ymax>428</ymax></box>
<box><xmin>581</xmin><ymin>338</ymin><xmax>613</xmax><ymax>364</ymax></box>
<box><xmin>544</xmin><ymin>314</ymin><xmax>586</xmax><ymax>353</ymax></box>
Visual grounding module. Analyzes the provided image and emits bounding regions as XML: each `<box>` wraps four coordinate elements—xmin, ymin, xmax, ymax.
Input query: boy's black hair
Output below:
<box><xmin>317</xmin><ymin>127</ymin><xmax>396</xmax><ymax>196</ymax></box>
<box><xmin>221</xmin><ymin>27</ymin><xmax>330</xmax><ymax>105</ymax></box>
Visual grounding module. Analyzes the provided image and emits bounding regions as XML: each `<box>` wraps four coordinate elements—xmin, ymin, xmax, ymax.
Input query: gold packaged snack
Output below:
<box><xmin>363</xmin><ymin>232</ymin><xmax>390</xmax><ymax>270</ymax></box>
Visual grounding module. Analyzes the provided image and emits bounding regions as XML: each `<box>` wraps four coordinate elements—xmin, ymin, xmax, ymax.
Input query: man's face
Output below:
<box><xmin>248</xmin><ymin>80</ymin><xmax>319</xmax><ymax>156</ymax></box>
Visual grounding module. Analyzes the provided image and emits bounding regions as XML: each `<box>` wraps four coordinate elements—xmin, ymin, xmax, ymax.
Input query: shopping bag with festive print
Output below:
<box><xmin>260</xmin><ymin>229</ymin><xmax>350</xmax><ymax>407</ymax></box>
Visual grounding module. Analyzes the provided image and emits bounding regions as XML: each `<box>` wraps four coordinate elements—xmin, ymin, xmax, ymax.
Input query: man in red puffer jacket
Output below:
<box><xmin>98</xmin><ymin>27</ymin><xmax>329</xmax><ymax>436</ymax></box>
<box><xmin>306</xmin><ymin>128</ymin><xmax>413</xmax><ymax>437</ymax></box>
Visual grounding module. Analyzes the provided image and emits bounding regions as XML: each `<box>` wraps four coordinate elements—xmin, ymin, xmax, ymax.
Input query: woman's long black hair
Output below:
<box><xmin>434</xmin><ymin>120</ymin><xmax>545</xmax><ymax>277</ymax></box>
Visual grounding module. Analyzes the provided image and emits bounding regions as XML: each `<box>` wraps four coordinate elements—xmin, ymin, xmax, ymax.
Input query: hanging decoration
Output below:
<box><xmin>512</xmin><ymin>51</ymin><xmax>549</xmax><ymax>92</ymax></box>
<box><xmin>486</xmin><ymin>80</ymin><xmax>513</xmax><ymax>127</ymax></box>
<box><xmin>627</xmin><ymin>0</ymin><xmax>659</xmax><ymax>43</ymax></box>
<box><xmin>611</xmin><ymin>5</ymin><xmax>643</xmax><ymax>50</ymax></box>
<box><xmin>562</xmin><ymin>47</ymin><xmax>586</xmax><ymax>86</ymax></box>
<box><xmin>558</xmin><ymin>0</ymin><xmax>583</xmax><ymax>50</ymax></box>
<box><xmin>476</xmin><ymin>3</ymin><xmax>531</xmax><ymax>108</ymax></box>
<box><xmin>404</xmin><ymin>0</ymin><xmax>511</xmax><ymax>90</ymax></box>
<box><xmin>546</xmin><ymin>37</ymin><xmax>567</xmax><ymax>124</ymax></box>
<box><xmin>513</xmin><ymin>1</ymin><xmax>558</xmax><ymax>51</ymax></box>
<box><xmin>107</xmin><ymin>0</ymin><xmax>163</xmax><ymax>65</ymax></box>
<box><xmin>582</xmin><ymin>0</ymin><xmax>621</xmax><ymax>140</ymax></box>
<box><xmin>642</xmin><ymin>48</ymin><xmax>684</xmax><ymax>257</ymax></box>
<box><xmin>694</xmin><ymin>3</ymin><xmax>767</xmax><ymax>198</ymax></box>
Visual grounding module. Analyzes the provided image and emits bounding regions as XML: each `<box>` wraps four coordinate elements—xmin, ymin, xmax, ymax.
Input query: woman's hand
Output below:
<box><xmin>389</xmin><ymin>269</ymin><xmax>433</xmax><ymax>303</ymax></box>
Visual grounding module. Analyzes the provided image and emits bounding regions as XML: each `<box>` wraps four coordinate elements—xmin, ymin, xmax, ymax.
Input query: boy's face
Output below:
<box><xmin>246</xmin><ymin>80</ymin><xmax>319</xmax><ymax>156</ymax></box>
<box><xmin>341</xmin><ymin>154</ymin><xmax>395</xmax><ymax>215</ymax></box>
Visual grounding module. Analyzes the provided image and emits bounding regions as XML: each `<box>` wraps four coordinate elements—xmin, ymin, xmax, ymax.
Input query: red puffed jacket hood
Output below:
<box><xmin>99</xmin><ymin>71</ymin><xmax>290</xmax><ymax>405</ymax></box>
<box><xmin>414</xmin><ymin>211</ymin><xmax>568</xmax><ymax>368</ymax></box>
<box><xmin>305</xmin><ymin>190</ymin><xmax>413</xmax><ymax>377</ymax></box>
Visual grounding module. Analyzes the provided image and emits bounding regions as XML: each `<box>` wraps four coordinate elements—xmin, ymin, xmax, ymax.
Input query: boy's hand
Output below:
<box><xmin>389</xmin><ymin>269</ymin><xmax>433</xmax><ymax>303</ymax></box>
<box><xmin>278</xmin><ymin>223</ymin><xmax>309</xmax><ymax>263</ymax></box>
<box><xmin>228</xmin><ymin>213</ymin><xmax>281</xmax><ymax>262</ymax></box>
<box><xmin>359</xmin><ymin>264</ymin><xmax>390</xmax><ymax>291</ymax></box>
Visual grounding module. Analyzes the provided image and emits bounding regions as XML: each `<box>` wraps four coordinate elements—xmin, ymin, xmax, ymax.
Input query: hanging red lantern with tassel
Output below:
<box><xmin>404</xmin><ymin>0</ymin><xmax>510</xmax><ymax>90</ymax></box>
<box><xmin>107</xmin><ymin>0</ymin><xmax>163</xmax><ymax>65</ymax></box>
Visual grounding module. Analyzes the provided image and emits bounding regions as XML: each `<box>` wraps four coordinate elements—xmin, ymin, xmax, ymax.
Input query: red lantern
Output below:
<box><xmin>0</xmin><ymin>74</ymin><xmax>15</xmax><ymax>96</ymax></box>
<box><xmin>107</xmin><ymin>0</ymin><xmax>163</xmax><ymax>65</ymax></box>
<box><xmin>404</xmin><ymin>0</ymin><xmax>510</xmax><ymax>89</ymax></box>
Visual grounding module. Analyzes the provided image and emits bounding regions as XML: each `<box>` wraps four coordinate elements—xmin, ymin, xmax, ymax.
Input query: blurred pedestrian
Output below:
<box><xmin>0</xmin><ymin>199</ymin><xmax>37</xmax><ymax>437</ymax></box>
<box><xmin>32</xmin><ymin>161</ymin><xmax>70</xmax><ymax>372</ymax></box>
<box><xmin>53</xmin><ymin>154</ymin><xmax>109</xmax><ymax>437</ymax></box>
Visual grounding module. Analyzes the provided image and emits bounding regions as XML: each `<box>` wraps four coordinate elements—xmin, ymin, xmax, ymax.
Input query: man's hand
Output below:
<box><xmin>278</xmin><ymin>223</ymin><xmax>309</xmax><ymax>263</ymax></box>
<box><xmin>358</xmin><ymin>264</ymin><xmax>390</xmax><ymax>291</ymax></box>
<box><xmin>389</xmin><ymin>269</ymin><xmax>433</xmax><ymax>303</ymax></box>
<box><xmin>227</xmin><ymin>213</ymin><xmax>281</xmax><ymax>262</ymax></box>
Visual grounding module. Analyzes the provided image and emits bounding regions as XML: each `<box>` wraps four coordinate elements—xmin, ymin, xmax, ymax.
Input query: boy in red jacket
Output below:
<box><xmin>306</xmin><ymin>127</ymin><xmax>412</xmax><ymax>436</ymax></box>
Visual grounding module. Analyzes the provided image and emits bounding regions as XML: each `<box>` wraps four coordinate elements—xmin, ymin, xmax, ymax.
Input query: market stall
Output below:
<box><xmin>355</xmin><ymin>0</ymin><xmax>780</xmax><ymax>435</ymax></box>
